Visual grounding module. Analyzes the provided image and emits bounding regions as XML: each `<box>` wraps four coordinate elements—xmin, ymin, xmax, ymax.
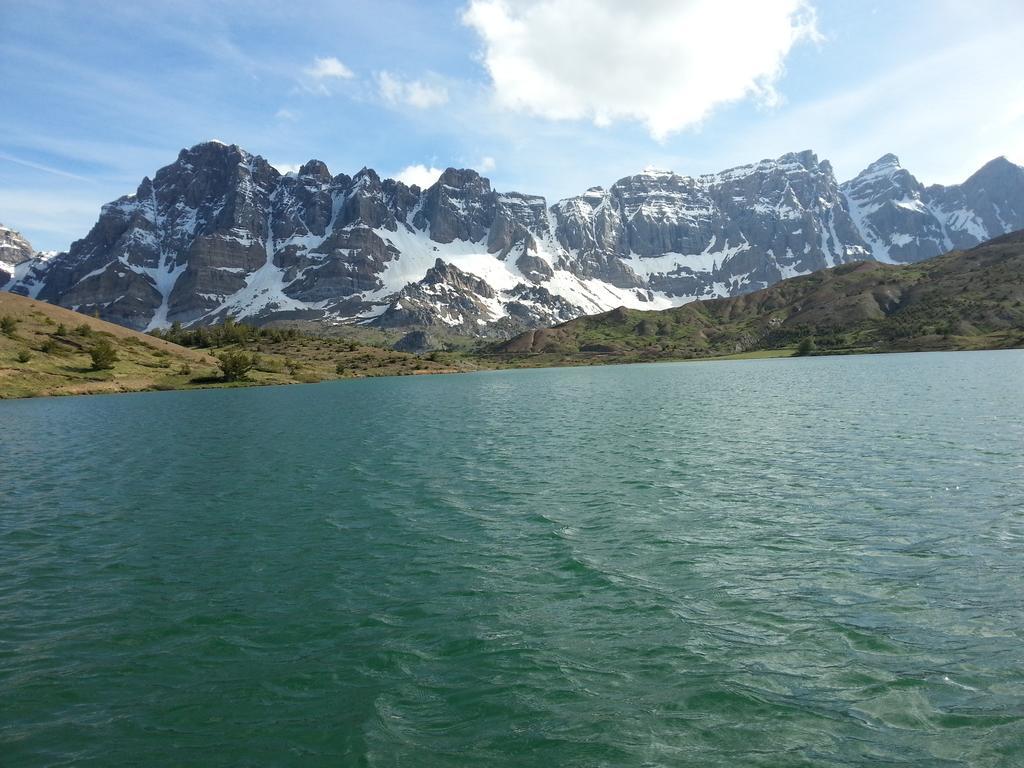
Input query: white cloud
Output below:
<box><xmin>462</xmin><ymin>0</ymin><xmax>819</xmax><ymax>139</ymax></box>
<box><xmin>478</xmin><ymin>156</ymin><xmax>496</xmax><ymax>172</ymax></box>
<box><xmin>305</xmin><ymin>56</ymin><xmax>354</xmax><ymax>80</ymax></box>
<box><xmin>377</xmin><ymin>71</ymin><xmax>449</xmax><ymax>109</ymax></box>
<box><xmin>272</xmin><ymin>162</ymin><xmax>301</xmax><ymax>175</ymax></box>
<box><xmin>393</xmin><ymin>164</ymin><xmax>445</xmax><ymax>188</ymax></box>
<box><xmin>275</xmin><ymin>108</ymin><xmax>298</xmax><ymax>121</ymax></box>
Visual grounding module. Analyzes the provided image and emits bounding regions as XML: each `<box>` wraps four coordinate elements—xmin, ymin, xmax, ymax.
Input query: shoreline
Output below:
<box><xmin>4</xmin><ymin>344</ymin><xmax>1021</xmax><ymax>403</ymax></box>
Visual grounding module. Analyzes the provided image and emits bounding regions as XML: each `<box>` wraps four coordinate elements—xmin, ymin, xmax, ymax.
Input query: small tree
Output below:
<box><xmin>90</xmin><ymin>338</ymin><xmax>119</xmax><ymax>370</ymax></box>
<box><xmin>0</xmin><ymin>315</ymin><xmax>17</xmax><ymax>336</ymax></box>
<box><xmin>335</xmin><ymin>361</ymin><xmax>346</xmax><ymax>376</ymax></box>
<box><xmin>217</xmin><ymin>351</ymin><xmax>255</xmax><ymax>381</ymax></box>
<box><xmin>796</xmin><ymin>337</ymin><xmax>816</xmax><ymax>356</ymax></box>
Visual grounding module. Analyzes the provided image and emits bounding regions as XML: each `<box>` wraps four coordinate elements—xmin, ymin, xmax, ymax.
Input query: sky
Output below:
<box><xmin>2</xmin><ymin>0</ymin><xmax>1023</xmax><ymax>252</ymax></box>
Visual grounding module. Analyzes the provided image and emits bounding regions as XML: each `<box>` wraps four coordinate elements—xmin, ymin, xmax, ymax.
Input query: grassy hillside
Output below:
<box><xmin>0</xmin><ymin>294</ymin><xmax>479</xmax><ymax>399</ymax></box>
<box><xmin>489</xmin><ymin>231</ymin><xmax>1024</xmax><ymax>362</ymax></box>
<box><xmin>0</xmin><ymin>293</ymin><xmax>220</xmax><ymax>398</ymax></box>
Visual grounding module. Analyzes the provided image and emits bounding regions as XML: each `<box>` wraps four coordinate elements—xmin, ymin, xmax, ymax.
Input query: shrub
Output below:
<box><xmin>76</xmin><ymin>323</ymin><xmax>93</xmax><ymax>337</ymax></box>
<box><xmin>90</xmin><ymin>338</ymin><xmax>119</xmax><ymax>370</ymax></box>
<box><xmin>17</xmin><ymin>350</ymin><xmax>32</xmax><ymax>363</ymax></box>
<box><xmin>796</xmin><ymin>337</ymin><xmax>816</xmax><ymax>356</ymax></box>
<box><xmin>0</xmin><ymin>315</ymin><xmax>18</xmax><ymax>335</ymax></box>
<box><xmin>335</xmin><ymin>361</ymin><xmax>346</xmax><ymax>375</ymax></box>
<box><xmin>217</xmin><ymin>351</ymin><xmax>256</xmax><ymax>381</ymax></box>
<box><xmin>55</xmin><ymin>323</ymin><xmax>67</xmax><ymax>336</ymax></box>
<box><xmin>178</xmin><ymin>364</ymin><xmax>192</xmax><ymax>376</ymax></box>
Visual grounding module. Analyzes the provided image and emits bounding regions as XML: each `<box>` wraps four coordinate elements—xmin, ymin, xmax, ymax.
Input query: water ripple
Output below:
<box><xmin>1</xmin><ymin>351</ymin><xmax>1023</xmax><ymax>766</ymax></box>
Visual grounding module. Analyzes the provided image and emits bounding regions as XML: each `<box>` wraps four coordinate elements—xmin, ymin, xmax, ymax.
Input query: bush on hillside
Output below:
<box><xmin>90</xmin><ymin>338</ymin><xmax>119</xmax><ymax>370</ymax></box>
<box><xmin>217</xmin><ymin>351</ymin><xmax>256</xmax><ymax>381</ymax></box>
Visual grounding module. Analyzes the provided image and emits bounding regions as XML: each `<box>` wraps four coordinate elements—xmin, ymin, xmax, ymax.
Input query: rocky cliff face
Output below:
<box><xmin>5</xmin><ymin>142</ymin><xmax>1023</xmax><ymax>335</ymax></box>
<box><xmin>552</xmin><ymin>151</ymin><xmax>870</xmax><ymax>297</ymax></box>
<box><xmin>841</xmin><ymin>155</ymin><xmax>1024</xmax><ymax>263</ymax></box>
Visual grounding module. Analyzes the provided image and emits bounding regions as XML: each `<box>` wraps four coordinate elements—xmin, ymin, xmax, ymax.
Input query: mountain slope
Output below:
<box><xmin>494</xmin><ymin>231</ymin><xmax>1024</xmax><ymax>358</ymax></box>
<box><xmin>5</xmin><ymin>143</ymin><xmax>1023</xmax><ymax>336</ymax></box>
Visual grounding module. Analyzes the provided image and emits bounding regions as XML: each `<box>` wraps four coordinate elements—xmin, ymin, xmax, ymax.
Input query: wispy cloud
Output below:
<box><xmin>305</xmin><ymin>56</ymin><xmax>354</xmax><ymax>80</ymax></box>
<box><xmin>377</xmin><ymin>71</ymin><xmax>449</xmax><ymax>109</ymax></box>
<box><xmin>272</xmin><ymin>162</ymin><xmax>302</xmax><ymax>175</ymax></box>
<box><xmin>0</xmin><ymin>152</ymin><xmax>92</xmax><ymax>182</ymax></box>
<box><xmin>393</xmin><ymin>163</ymin><xmax>444</xmax><ymax>188</ymax></box>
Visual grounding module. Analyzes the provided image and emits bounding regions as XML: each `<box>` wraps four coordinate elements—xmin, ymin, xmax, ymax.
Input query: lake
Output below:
<box><xmin>2</xmin><ymin>351</ymin><xmax>1023</xmax><ymax>766</ymax></box>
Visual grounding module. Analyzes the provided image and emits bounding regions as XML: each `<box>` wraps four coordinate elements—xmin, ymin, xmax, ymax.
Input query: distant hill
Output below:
<box><xmin>493</xmin><ymin>231</ymin><xmax>1024</xmax><ymax>359</ymax></box>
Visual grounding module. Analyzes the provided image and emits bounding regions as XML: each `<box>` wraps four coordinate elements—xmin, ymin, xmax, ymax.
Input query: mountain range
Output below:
<box><xmin>494</xmin><ymin>230</ymin><xmax>1024</xmax><ymax>358</ymax></box>
<box><xmin>4</xmin><ymin>142</ymin><xmax>1023</xmax><ymax>335</ymax></box>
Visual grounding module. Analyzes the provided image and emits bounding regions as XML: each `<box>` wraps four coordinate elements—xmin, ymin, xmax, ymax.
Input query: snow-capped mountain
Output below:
<box><xmin>1</xmin><ymin>224</ymin><xmax>36</xmax><ymax>283</ymax></box>
<box><xmin>1</xmin><ymin>224</ymin><xmax>56</xmax><ymax>288</ymax></box>
<box><xmin>841</xmin><ymin>155</ymin><xmax>1024</xmax><ymax>263</ymax></box>
<box><xmin>5</xmin><ymin>142</ymin><xmax>1023</xmax><ymax>334</ymax></box>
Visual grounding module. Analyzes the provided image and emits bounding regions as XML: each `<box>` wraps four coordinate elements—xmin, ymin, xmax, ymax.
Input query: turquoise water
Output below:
<box><xmin>2</xmin><ymin>351</ymin><xmax>1023</xmax><ymax>766</ymax></box>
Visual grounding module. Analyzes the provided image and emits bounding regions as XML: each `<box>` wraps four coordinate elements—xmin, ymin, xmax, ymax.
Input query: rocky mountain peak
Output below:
<box><xmin>413</xmin><ymin>168</ymin><xmax>495</xmax><ymax>244</ymax></box>
<box><xmin>1</xmin><ymin>224</ymin><xmax>38</xmax><ymax>287</ymax></box>
<box><xmin>298</xmin><ymin>159</ymin><xmax>332</xmax><ymax>181</ymax></box>
<box><xmin>781</xmin><ymin>149</ymin><xmax>820</xmax><ymax>170</ymax></box>
<box><xmin>5</xmin><ymin>144</ymin><xmax>1022</xmax><ymax>337</ymax></box>
<box><xmin>0</xmin><ymin>224</ymin><xmax>35</xmax><ymax>269</ymax></box>
<box><xmin>866</xmin><ymin>153</ymin><xmax>901</xmax><ymax>171</ymax></box>
<box><xmin>960</xmin><ymin>155</ymin><xmax>1024</xmax><ymax>192</ymax></box>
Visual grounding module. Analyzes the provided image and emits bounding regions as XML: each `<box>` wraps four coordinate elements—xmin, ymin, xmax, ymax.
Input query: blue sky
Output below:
<box><xmin>2</xmin><ymin>0</ymin><xmax>1023</xmax><ymax>252</ymax></box>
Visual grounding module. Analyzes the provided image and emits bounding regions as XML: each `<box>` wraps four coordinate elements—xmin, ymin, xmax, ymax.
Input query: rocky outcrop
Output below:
<box><xmin>5</xmin><ymin>141</ymin><xmax>1023</xmax><ymax>336</ymax></box>
<box><xmin>0</xmin><ymin>224</ymin><xmax>34</xmax><ymax>282</ymax></box>
<box><xmin>372</xmin><ymin>259</ymin><xmax>500</xmax><ymax>332</ymax></box>
<box><xmin>392</xmin><ymin>330</ymin><xmax>437</xmax><ymax>354</ymax></box>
